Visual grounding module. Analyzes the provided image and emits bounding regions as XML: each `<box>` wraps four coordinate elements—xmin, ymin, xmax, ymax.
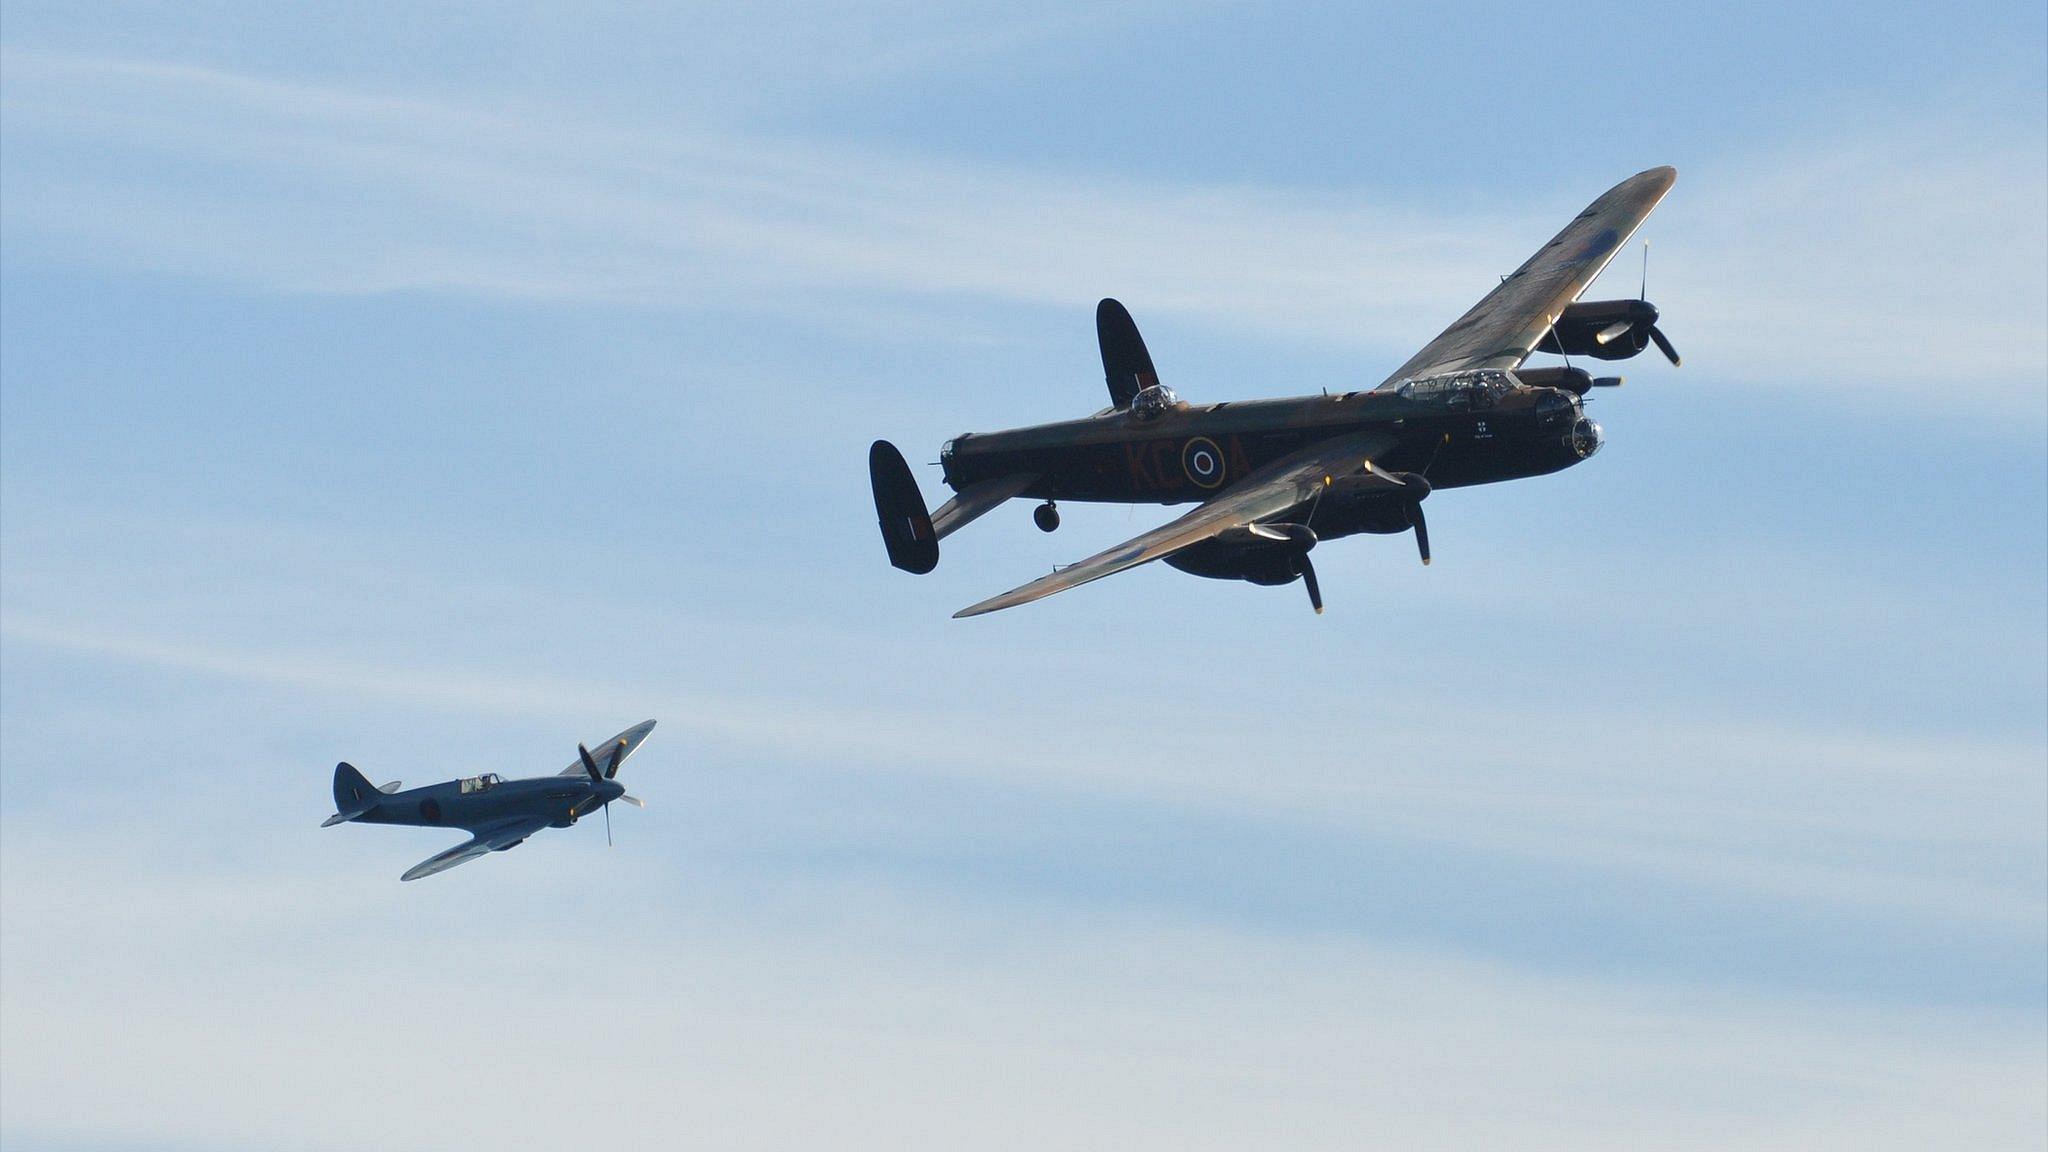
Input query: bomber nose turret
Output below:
<box><xmin>1568</xmin><ymin>416</ymin><xmax>1604</xmax><ymax>459</ymax></box>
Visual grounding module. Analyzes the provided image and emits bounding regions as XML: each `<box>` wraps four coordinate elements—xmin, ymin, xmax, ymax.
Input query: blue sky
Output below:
<box><xmin>3</xmin><ymin>3</ymin><xmax>2044</xmax><ymax>1149</ymax></box>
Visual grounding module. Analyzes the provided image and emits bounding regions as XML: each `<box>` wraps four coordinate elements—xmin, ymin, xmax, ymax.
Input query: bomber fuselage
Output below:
<box><xmin>941</xmin><ymin>375</ymin><xmax>1603</xmax><ymax>510</ymax></box>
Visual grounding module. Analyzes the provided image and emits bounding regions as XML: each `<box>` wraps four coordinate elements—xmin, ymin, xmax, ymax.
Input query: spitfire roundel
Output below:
<box><xmin>1182</xmin><ymin>436</ymin><xmax>1227</xmax><ymax>488</ymax></box>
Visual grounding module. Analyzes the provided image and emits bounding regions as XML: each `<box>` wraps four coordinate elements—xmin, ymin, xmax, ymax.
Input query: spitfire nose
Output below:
<box><xmin>600</xmin><ymin>779</ymin><xmax>625</xmax><ymax>802</ymax></box>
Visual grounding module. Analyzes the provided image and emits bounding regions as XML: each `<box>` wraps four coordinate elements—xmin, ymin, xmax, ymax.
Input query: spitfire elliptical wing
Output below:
<box><xmin>557</xmin><ymin>719</ymin><xmax>657</xmax><ymax>777</ymax></box>
<box><xmin>954</xmin><ymin>431</ymin><xmax>1396</xmax><ymax>617</ymax></box>
<box><xmin>1376</xmin><ymin>167</ymin><xmax>1676</xmax><ymax>387</ymax></box>
<box><xmin>400</xmin><ymin>815</ymin><xmax>553</xmax><ymax>881</ymax></box>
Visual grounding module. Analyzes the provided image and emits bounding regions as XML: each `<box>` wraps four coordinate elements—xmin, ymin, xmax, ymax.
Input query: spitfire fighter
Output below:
<box><xmin>870</xmin><ymin>167</ymin><xmax>1682</xmax><ymax>616</ymax></box>
<box><xmin>323</xmin><ymin>720</ymin><xmax>655</xmax><ymax>880</ymax></box>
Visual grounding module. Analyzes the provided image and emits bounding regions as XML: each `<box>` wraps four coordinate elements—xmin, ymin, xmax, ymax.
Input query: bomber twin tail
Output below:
<box><xmin>323</xmin><ymin>720</ymin><xmax>656</xmax><ymax>881</ymax></box>
<box><xmin>870</xmin><ymin>167</ymin><xmax>1682</xmax><ymax>617</ymax></box>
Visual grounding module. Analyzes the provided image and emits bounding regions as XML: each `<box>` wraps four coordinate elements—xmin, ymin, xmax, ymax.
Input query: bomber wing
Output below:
<box><xmin>955</xmin><ymin>431</ymin><xmax>1395</xmax><ymax>617</ymax></box>
<box><xmin>1376</xmin><ymin>167</ymin><xmax>1676</xmax><ymax>387</ymax></box>
<box><xmin>399</xmin><ymin>816</ymin><xmax>552</xmax><ymax>881</ymax></box>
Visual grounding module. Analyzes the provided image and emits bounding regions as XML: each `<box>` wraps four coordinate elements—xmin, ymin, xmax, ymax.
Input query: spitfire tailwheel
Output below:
<box><xmin>1033</xmin><ymin>501</ymin><xmax>1060</xmax><ymax>533</ymax></box>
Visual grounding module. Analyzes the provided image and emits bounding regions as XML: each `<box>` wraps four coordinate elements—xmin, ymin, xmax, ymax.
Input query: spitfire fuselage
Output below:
<box><xmin>348</xmin><ymin>774</ymin><xmax>621</xmax><ymax>833</ymax></box>
<box><xmin>941</xmin><ymin>379</ymin><xmax>1601</xmax><ymax>526</ymax></box>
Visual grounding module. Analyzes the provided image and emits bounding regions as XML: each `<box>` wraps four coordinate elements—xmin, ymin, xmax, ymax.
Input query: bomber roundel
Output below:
<box><xmin>1181</xmin><ymin>436</ymin><xmax>1227</xmax><ymax>489</ymax></box>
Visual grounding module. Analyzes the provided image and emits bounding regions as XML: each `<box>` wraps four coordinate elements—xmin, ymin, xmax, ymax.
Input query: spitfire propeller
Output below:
<box><xmin>577</xmin><ymin>738</ymin><xmax>644</xmax><ymax>846</ymax></box>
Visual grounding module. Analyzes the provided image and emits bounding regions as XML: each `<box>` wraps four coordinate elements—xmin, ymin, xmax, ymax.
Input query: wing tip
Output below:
<box><xmin>1633</xmin><ymin>165</ymin><xmax>1678</xmax><ymax>194</ymax></box>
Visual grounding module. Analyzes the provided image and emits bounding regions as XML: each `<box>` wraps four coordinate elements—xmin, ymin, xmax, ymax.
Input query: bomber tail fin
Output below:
<box><xmin>1096</xmin><ymin>298</ymin><xmax>1161</xmax><ymax>409</ymax></box>
<box><xmin>869</xmin><ymin>440</ymin><xmax>939</xmax><ymax>574</ymax></box>
<box><xmin>324</xmin><ymin>762</ymin><xmax>381</xmax><ymax>826</ymax></box>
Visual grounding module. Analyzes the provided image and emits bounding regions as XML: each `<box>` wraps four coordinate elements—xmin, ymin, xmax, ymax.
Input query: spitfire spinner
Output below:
<box><xmin>870</xmin><ymin>167</ymin><xmax>1682</xmax><ymax>616</ymax></box>
<box><xmin>322</xmin><ymin>720</ymin><xmax>655</xmax><ymax>880</ymax></box>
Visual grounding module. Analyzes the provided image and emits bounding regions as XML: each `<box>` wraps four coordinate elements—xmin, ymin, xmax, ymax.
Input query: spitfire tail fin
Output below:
<box><xmin>869</xmin><ymin>440</ymin><xmax>939</xmax><ymax>574</ymax></box>
<box><xmin>325</xmin><ymin>762</ymin><xmax>380</xmax><ymax>826</ymax></box>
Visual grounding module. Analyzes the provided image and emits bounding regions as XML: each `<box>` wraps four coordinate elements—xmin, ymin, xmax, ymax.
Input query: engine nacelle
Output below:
<box><xmin>1307</xmin><ymin>470</ymin><xmax>1432</xmax><ymax>541</ymax></box>
<box><xmin>1165</xmin><ymin>523</ymin><xmax>1314</xmax><ymax>585</ymax></box>
<box><xmin>1537</xmin><ymin>299</ymin><xmax>1659</xmax><ymax>360</ymax></box>
<box><xmin>1514</xmin><ymin>366</ymin><xmax>1596</xmax><ymax>395</ymax></box>
<box><xmin>1305</xmin><ymin>494</ymin><xmax>1412</xmax><ymax>539</ymax></box>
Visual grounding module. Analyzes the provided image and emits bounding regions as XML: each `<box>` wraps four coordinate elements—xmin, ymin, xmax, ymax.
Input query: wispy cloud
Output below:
<box><xmin>5</xmin><ymin>47</ymin><xmax>2041</xmax><ymax>411</ymax></box>
<box><xmin>6</xmin><ymin>603</ymin><xmax>2040</xmax><ymax>935</ymax></box>
<box><xmin>2</xmin><ymin>842</ymin><xmax>2042</xmax><ymax>1152</ymax></box>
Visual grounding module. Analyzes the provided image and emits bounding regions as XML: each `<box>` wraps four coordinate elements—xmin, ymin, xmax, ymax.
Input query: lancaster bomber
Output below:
<box><xmin>869</xmin><ymin>167</ymin><xmax>1681</xmax><ymax>616</ymax></box>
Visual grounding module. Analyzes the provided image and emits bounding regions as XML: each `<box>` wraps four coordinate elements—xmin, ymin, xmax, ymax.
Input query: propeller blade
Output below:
<box><xmin>1593</xmin><ymin>319</ymin><xmax>1634</xmax><ymax>346</ymax></box>
<box><xmin>620</xmin><ymin>794</ymin><xmax>646</xmax><ymax>809</ymax></box>
<box><xmin>1298</xmin><ymin>553</ymin><xmax>1323</xmax><ymax>615</ymax></box>
<box><xmin>1409</xmin><ymin>502</ymin><xmax>1431</xmax><ymax>566</ymax></box>
<box><xmin>577</xmin><ymin>743</ymin><xmax>602</xmax><ymax>783</ymax></box>
<box><xmin>1648</xmin><ymin>325</ymin><xmax>1682</xmax><ymax>366</ymax></box>
<box><xmin>603</xmin><ymin>800</ymin><xmax>612</xmax><ymax>847</ymax></box>
<box><xmin>606</xmin><ymin>738</ymin><xmax>626</xmax><ymax>780</ymax></box>
<box><xmin>1640</xmin><ymin>239</ymin><xmax>1650</xmax><ymax>300</ymax></box>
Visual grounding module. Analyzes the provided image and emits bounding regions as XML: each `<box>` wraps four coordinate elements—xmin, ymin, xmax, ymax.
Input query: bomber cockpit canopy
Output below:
<box><xmin>1128</xmin><ymin>383</ymin><xmax>1181</xmax><ymax>421</ymax></box>
<box><xmin>458</xmin><ymin>773</ymin><xmax>504</xmax><ymax>794</ymax></box>
<box><xmin>1392</xmin><ymin>369</ymin><xmax>1517</xmax><ymax>408</ymax></box>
